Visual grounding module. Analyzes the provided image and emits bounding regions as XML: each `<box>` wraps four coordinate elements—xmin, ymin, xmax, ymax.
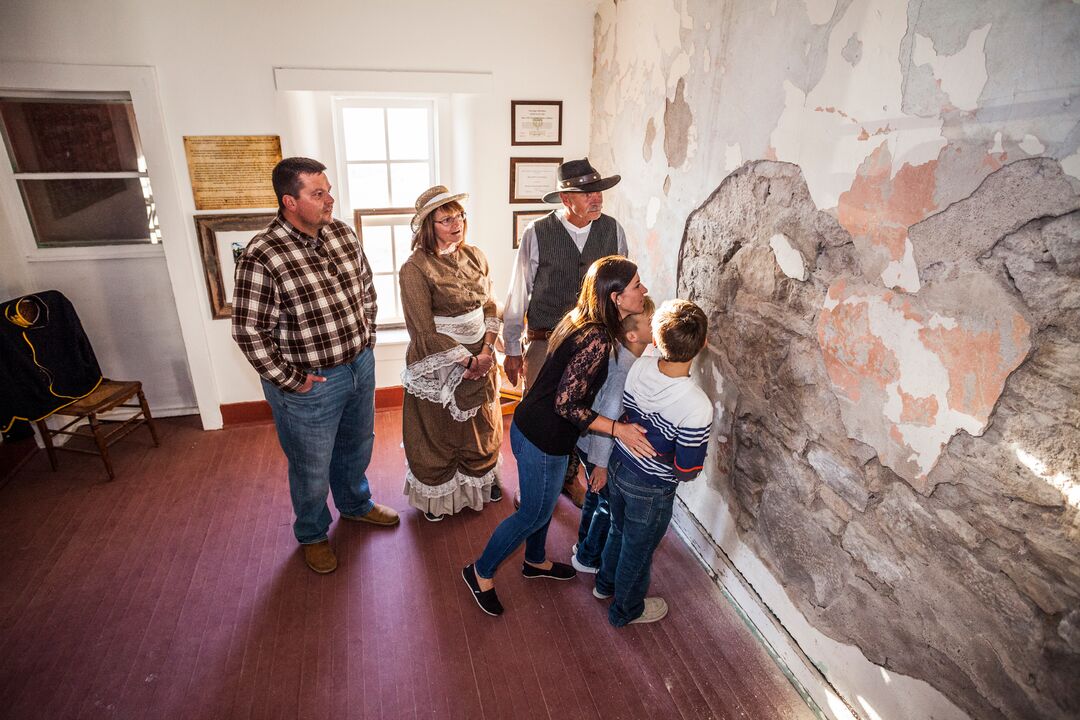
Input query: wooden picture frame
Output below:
<box><xmin>509</xmin><ymin>157</ymin><xmax>562</xmax><ymax>204</ymax></box>
<box><xmin>194</xmin><ymin>213</ymin><xmax>275</xmax><ymax>319</ymax></box>
<box><xmin>511</xmin><ymin>100</ymin><xmax>562</xmax><ymax>146</ymax></box>
<box><xmin>513</xmin><ymin>209</ymin><xmax>548</xmax><ymax>249</ymax></box>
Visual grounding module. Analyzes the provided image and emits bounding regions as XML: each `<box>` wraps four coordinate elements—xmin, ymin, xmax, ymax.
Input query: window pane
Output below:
<box><xmin>373</xmin><ymin>273</ymin><xmax>401</xmax><ymax>323</ymax></box>
<box><xmin>393</xmin><ymin>225</ymin><xmax>413</xmax><ymax>265</ymax></box>
<box><xmin>362</xmin><ymin>225</ymin><xmax>394</xmax><ymax>274</ymax></box>
<box><xmin>0</xmin><ymin>100</ymin><xmax>140</xmax><ymax>172</ymax></box>
<box><xmin>390</xmin><ymin>162</ymin><xmax>430</xmax><ymax>207</ymax></box>
<box><xmin>386</xmin><ymin>107</ymin><xmax>430</xmax><ymax>160</ymax></box>
<box><xmin>347</xmin><ymin>163</ymin><xmax>389</xmax><ymax>208</ymax></box>
<box><xmin>341</xmin><ymin>107</ymin><xmax>386</xmax><ymax>161</ymax></box>
<box><xmin>18</xmin><ymin>178</ymin><xmax>152</xmax><ymax>247</ymax></box>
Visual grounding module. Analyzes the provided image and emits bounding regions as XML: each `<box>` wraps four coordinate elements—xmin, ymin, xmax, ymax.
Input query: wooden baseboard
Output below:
<box><xmin>220</xmin><ymin>385</ymin><xmax>405</xmax><ymax>427</ymax></box>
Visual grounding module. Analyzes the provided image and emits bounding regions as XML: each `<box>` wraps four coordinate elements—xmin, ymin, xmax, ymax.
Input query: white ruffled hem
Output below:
<box><xmin>484</xmin><ymin>316</ymin><xmax>502</xmax><ymax>333</ymax></box>
<box><xmin>400</xmin><ymin>345</ymin><xmax>481</xmax><ymax>421</ymax></box>
<box><xmin>404</xmin><ymin>459</ymin><xmax>501</xmax><ymax>499</ymax></box>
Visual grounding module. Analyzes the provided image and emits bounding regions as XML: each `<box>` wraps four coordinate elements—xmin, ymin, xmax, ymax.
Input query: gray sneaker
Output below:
<box><xmin>628</xmin><ymin>597</ymin><xmax>668</xmax><ymax>624</ymax></box>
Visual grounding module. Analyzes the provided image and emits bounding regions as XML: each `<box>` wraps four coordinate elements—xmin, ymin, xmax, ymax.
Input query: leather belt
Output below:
<box><xmin>526</xmin><ymin>328</ymin><xmax>552</xmax><ymax>341</ymax></box>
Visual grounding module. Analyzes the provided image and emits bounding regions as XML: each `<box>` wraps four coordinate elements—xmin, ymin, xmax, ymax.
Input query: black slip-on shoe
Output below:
<box><xmin>424</xmin><ymin>511</ymin><xmax>444</xmax><ymax>522</ymax></box>
<box><xmin>521</xmin><ymin>561</ymin><xmax>577</xmax><ymax>581</ymax></box>
<box><xmin>462</xmin><ymin>564</ymin><xmax>504</xmax><ymax>616</ymax></box>
<box><xmin>489</xmin><ymin>484</ymin><xmax>503</xmax><ymax>502</ymax></box>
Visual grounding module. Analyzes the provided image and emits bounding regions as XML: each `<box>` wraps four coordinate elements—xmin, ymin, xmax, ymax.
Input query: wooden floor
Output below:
<box><xmin>0</xmin><ymin>411</ymin><xmax>815</xmax><ymax>720</ymax></box>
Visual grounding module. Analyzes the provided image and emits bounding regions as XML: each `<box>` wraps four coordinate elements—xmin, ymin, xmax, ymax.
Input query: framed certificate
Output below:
<box><xmin>513</xmin><ymin>209</ymin><xmax>548</xmax><ymax>249</ymax></box>
<box><xmin>511</xmin><ymin>101</ymin><xmax>563</xmax><ymax>146</ymax></box>
<box><xmin>509</xmin><ymin>157</ymin><xmax>562</xmax><ymax>204</ymax></box>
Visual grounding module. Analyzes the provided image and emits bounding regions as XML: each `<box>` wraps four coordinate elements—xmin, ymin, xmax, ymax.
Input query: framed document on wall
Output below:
<box><xmin>509</xmin><ymin>157</ymin><xmax>562</xmax><ymax>204</ymax></box>
<box><xmin>511</xmin><ymin>100</ymin><xmax>562</xmax><ymax>146</ymax></box>
<box><xmin>513</xmin><ymin>209</ymin><xmax>548</xmax><ymax>249</ymax></box>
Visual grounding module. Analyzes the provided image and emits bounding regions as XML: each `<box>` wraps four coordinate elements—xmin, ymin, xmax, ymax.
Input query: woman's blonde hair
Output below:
<box><xmin>547</xmin><ymin>255</ymin><xmax>638</xmax><ymax>355</ymax></box>
<box><xmin>412</xmin><ymin>200</ymin><xmax>466</xmax><ymax>253</ymax></box>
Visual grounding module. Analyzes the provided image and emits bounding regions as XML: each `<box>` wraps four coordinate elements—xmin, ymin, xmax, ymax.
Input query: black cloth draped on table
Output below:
<box><xmin>1</xmin><ymin>290</ymin><xmax>103</xmax><ymax>432</ymax></box>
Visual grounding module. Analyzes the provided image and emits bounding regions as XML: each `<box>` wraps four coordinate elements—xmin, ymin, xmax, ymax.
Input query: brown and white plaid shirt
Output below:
<box><xmin>232</xmin><ymin>215</ymin><xmax>377</xmax><ymax>391</ymax></box>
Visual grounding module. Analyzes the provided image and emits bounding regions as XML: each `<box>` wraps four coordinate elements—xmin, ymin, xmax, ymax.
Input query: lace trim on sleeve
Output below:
<box><xmin>484</xmin><ymin>316</ymin><xmax>502</xmax><ymax>334</ymax></box>
<box><xmin>400</xmin><ymin>345</ymin><xmax>480</xmax><ymax>421</ymax></box>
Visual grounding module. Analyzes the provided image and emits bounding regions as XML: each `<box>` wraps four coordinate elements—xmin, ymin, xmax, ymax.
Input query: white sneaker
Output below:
<box><xmin>592</xmin><ymin>586</ymin><xmax>612</xmax><ymax>600</ymax></box>
<box><xmin>628</xmin><ymin>597</ymin><xmax>668</xmax><ymax>624</ymax></box>
<box><xmin>571</xmin><ymin>543</ymin><xmax>578</xmax><ymax>556</ymax></box>
<box><xmin>571</xmin><ymin>552</ymin><xmax>599</xmax><ymax>575</ymax></box>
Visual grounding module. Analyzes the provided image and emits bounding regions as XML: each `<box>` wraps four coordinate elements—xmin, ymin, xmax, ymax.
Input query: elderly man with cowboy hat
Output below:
<box><xmin>502</xmin><ymin>158</ymin><xmax>629</xmax><ymax>506</ymax></box>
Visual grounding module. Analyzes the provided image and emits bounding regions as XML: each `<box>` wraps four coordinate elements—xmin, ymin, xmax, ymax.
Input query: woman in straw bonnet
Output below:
<box><xmin>399</xmin><ymin>186</ymin><xmax>504</xmax><ymax>521</ymax></box>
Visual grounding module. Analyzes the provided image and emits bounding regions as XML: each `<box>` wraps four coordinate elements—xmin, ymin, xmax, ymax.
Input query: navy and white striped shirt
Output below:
<box><xmin>613</xmin><ymin>356</ymin><xmax>713</xmax><ymax>484</ymax></box>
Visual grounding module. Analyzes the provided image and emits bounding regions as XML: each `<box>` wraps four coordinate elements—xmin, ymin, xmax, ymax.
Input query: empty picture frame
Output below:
<box><xmin>511</xmin><ymin>100</ymin><xmax>562</xmax><ymax>146</ymax></box>
<box><xmin>194</xmin><ymin>213</ymin><xmax>275</xmax><ymax>319</ymax></box>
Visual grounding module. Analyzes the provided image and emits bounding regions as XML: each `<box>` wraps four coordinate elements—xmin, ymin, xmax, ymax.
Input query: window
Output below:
<box><xmin>332</xmin><ymin>97</ymin><xmax>437</xmax><ymax>327</ymax></box>
<box><xmin>0</xmin><ymin>93</ymin><xmax>158</xmax><ymax>249</ymax></box>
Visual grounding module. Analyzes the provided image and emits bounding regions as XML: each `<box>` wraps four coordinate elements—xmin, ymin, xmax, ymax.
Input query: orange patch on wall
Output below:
<box><xmin>818</xmin><ymin>296</ymin><xmax>897</xmax><ymax>404</ymax></box>
<box><xmin>919</xmin><ymin>324</ymin><xmax>1017</xmax><ymax>419</ymax></box>
<box><xmin>898</xmin><ymin>388</ymin><xmax>939</xmax><ymax>425</ymax></box>
<box><xmin>838</xmin><ymin>143</ymin><xmax>939</xmax><ymax>263</ymax></box>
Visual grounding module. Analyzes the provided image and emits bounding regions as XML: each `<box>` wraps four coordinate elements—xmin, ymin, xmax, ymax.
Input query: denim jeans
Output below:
<box><xmin>574</xmin><ymin>449</ymin><xmax>610</xmax><ymax>569</ymax></box>
<box><xmin>475</xmin><ymin>421</ymin><xmax>567</xmax><ymax>579</ymax></box>
<box><xmin>596</xmin><ymin>458</ymin><xmax>677</xmax><ymax>626</ymax></box>
<box><xmin>262</xmin><ymin>348</ymin><xmax>376</xmax><ymax>544</ymax></box>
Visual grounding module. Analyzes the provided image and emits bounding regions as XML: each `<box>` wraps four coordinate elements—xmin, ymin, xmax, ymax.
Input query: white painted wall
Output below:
<box><xmin>0</xmin><ymin>0</ymin><xmax>599</xmax><ymax>427</ymax></box>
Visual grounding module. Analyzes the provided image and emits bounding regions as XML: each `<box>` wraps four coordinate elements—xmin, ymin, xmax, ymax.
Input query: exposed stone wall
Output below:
<box><xmin>590</xmin><ymin>2</ymin><xmax>1080</xmax><ymax>719</ymax></box>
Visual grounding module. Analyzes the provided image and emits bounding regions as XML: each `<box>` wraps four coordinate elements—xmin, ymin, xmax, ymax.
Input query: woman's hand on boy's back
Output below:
<box><xmin>614</xmin><ymin>422</ymin><xmax>657</xmax><ymax>459</ymax></box>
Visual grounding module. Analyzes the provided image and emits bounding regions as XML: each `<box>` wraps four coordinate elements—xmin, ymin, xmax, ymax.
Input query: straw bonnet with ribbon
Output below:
<box><xmin>411</xmin><ymin>185</ymin><xmax>469</xmax><ymax>233</ymax></box>
<box><xmin>541</xmin><ymin>158</ymin><xmax>621</xmax><ymax>203</ymax></box>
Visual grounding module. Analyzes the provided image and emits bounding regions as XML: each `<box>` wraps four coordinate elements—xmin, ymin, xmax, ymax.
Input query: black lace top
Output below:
<box><xmin>514</xmin><ymin>324</ymin><xmax>612</xmax><ymax>455</ymax></box>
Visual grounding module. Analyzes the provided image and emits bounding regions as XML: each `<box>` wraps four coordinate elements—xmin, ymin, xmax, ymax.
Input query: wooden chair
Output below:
<box><xmin>35</xmin><ymin>380</ymin><xmax>159</xmax><ymax>481</ymax></box>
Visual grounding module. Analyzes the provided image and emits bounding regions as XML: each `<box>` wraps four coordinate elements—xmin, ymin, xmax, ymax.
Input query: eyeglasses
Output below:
<box><xmin>434</xmin><ymin>212</ymin><xmax>466</xmax><ymax>227</ymax></box>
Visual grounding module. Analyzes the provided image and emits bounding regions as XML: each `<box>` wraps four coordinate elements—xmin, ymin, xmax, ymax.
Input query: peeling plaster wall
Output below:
<box><xmin>590</xmin><ymin>2</ymin><xmax>1080</xmax><ymax>719</ymax></box>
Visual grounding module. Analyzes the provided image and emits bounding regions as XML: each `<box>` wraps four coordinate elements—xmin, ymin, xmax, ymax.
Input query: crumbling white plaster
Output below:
<box><xmin>880</xmin><ymin>241</ymin><xmax>921</xmax><ymax>293</ymax></box>
<box><xmin>1063</xmin><ymin>149</ymin><xmax>1080</xmax><ymax>181</ymax></box>
<box><xmin>725</xmin><ymin>143</ymin><xmax>743</xmax><ymax>172</ymax></box>
<box><xmin>646</xmin><ymin>196</ymin><xmax>662</xmax><ymax>229</ymax></box>
<box><xmin>769</xmin><ymin>232</ymin><xmax>809</xmax><ymax>280</ymax></box>
<box><xmin>911</xmin><ymin>25</ymin><xmax>990</xmax><ymax>112</ymax></box>
<box><xmin>1019</xmin><ymin>134</ymin><xmax>1046</xmax><ymax>156</ymax></box>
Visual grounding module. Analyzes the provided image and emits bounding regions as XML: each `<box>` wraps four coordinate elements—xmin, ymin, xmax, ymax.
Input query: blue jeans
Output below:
<box><xmin>574</xmin><ymin>449</ymin><xmax>610</xmax><ymax>569</ymax></box>
<box><xmin>475</xmin><ymin>421</ymin><xmax>567</xmax><ymax>579</ymax></box>
<box><xmin>596</xmin><ymin>458</ymin><xmax>677</xmax><ymax>626</ymax></box>
<box><xmin>262</xmin><ymin>348</ymin><xmax>376</xmax><ymax>544</ymax></box>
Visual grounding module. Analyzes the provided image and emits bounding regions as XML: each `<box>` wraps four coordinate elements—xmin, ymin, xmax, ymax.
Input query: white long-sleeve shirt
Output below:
<box><xmin>502</xmin><ymin>208</ymin><xmax>628</xmax><ymax>355</ymax></box>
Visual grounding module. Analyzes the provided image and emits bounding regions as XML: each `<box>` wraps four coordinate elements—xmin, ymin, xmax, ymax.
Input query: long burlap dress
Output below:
<box><xmin>399</xmin><ymin>242</ymin><xmax>503</xmax><ymax>516</ymax></box>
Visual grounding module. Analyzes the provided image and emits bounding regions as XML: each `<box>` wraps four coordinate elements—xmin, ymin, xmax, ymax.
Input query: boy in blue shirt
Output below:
<box><xmin>595</xmin><ymin>299</ymin><xmax>712</xmax><ymax>626</ymax></box>
<box><xmin>572</xmin><ymin>297</ymin><xmax>655</xmax><ymax>574</ymax></box>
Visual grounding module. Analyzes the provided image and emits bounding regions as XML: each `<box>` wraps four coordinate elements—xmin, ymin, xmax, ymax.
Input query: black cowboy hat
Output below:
<box><xmin>542</xmin><ymin>157</ymin><xmax>621</xmax><ymax>203</ymax></box>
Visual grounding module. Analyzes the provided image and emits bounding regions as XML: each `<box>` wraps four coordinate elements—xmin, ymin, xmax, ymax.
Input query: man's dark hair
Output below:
<box><xmin>653</xmin><ymin>299</ymin><xmax>708</xmax><ymax>362</ymax></box>
<box><xmin>272</xmin><ymin>157</ymin><xmax>327</xmax><ymax>210</ymax></box>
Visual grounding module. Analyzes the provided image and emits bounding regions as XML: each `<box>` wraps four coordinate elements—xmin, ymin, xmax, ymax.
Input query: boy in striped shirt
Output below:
<box><xmin>595</xmin><ymin>299</ymin><xmax>712</xmax><ymax>626</ymax></box>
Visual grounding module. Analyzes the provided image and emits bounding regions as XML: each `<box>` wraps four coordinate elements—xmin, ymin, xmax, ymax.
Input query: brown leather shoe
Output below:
<box><xmin>562</xmin><ymin>478</ymin><xmax>586</xmax><ymax>508</ymax></box>
<box><xmin>302</xmin><ymin>541</ymin><xmax>337</xmax><ymax>574</ymax></box>
<box><xmin>342</xmin><ymin>503</ymin><xmax>400</xmax><ymax>527</ymax></box>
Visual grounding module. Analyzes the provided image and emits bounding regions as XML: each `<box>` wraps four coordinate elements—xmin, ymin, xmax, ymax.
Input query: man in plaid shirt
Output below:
<box><xmin>233</xmin><ymin>157</ymin><xmax>399</xmax><ymax>575</ymax></box>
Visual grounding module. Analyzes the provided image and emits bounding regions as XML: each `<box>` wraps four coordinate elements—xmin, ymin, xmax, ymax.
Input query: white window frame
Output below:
<box><xmin>331</xmin><ymin>95</ymin><xmax>440</xmax><ymax>328</ymax></box>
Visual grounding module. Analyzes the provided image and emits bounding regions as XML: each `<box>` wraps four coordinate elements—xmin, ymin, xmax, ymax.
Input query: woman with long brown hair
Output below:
<box><xmin>463</xmin><ymin>255</ymin><xmax>655</xmax><ymax>615</ymax></box>
<box><xmin>399</xmin><ymin>186</ymin><xmax>503</xmax><ymax>521</ymax></box>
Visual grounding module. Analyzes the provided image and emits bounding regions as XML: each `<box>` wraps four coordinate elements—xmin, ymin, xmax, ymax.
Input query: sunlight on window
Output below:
<box><xmin>1014</xmin><ymin>445</ymin><xmax>1078</xmax><ymax>509</ymax></box>
<box><xmin>387</xmin><ymin>107</ymin><xmax>429</xmax><ymax>159</ymax></box>
<box><xmin>342</xmin><ymin>107</ymin><xmax>386</xmax><ymax>161</ymax></box>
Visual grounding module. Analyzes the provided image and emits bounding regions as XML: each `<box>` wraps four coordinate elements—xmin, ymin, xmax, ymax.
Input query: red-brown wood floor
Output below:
<box><xmin>0</xmin><ymin>411</ymin><xmax>815</xmax><ymax>720</ymax></box>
